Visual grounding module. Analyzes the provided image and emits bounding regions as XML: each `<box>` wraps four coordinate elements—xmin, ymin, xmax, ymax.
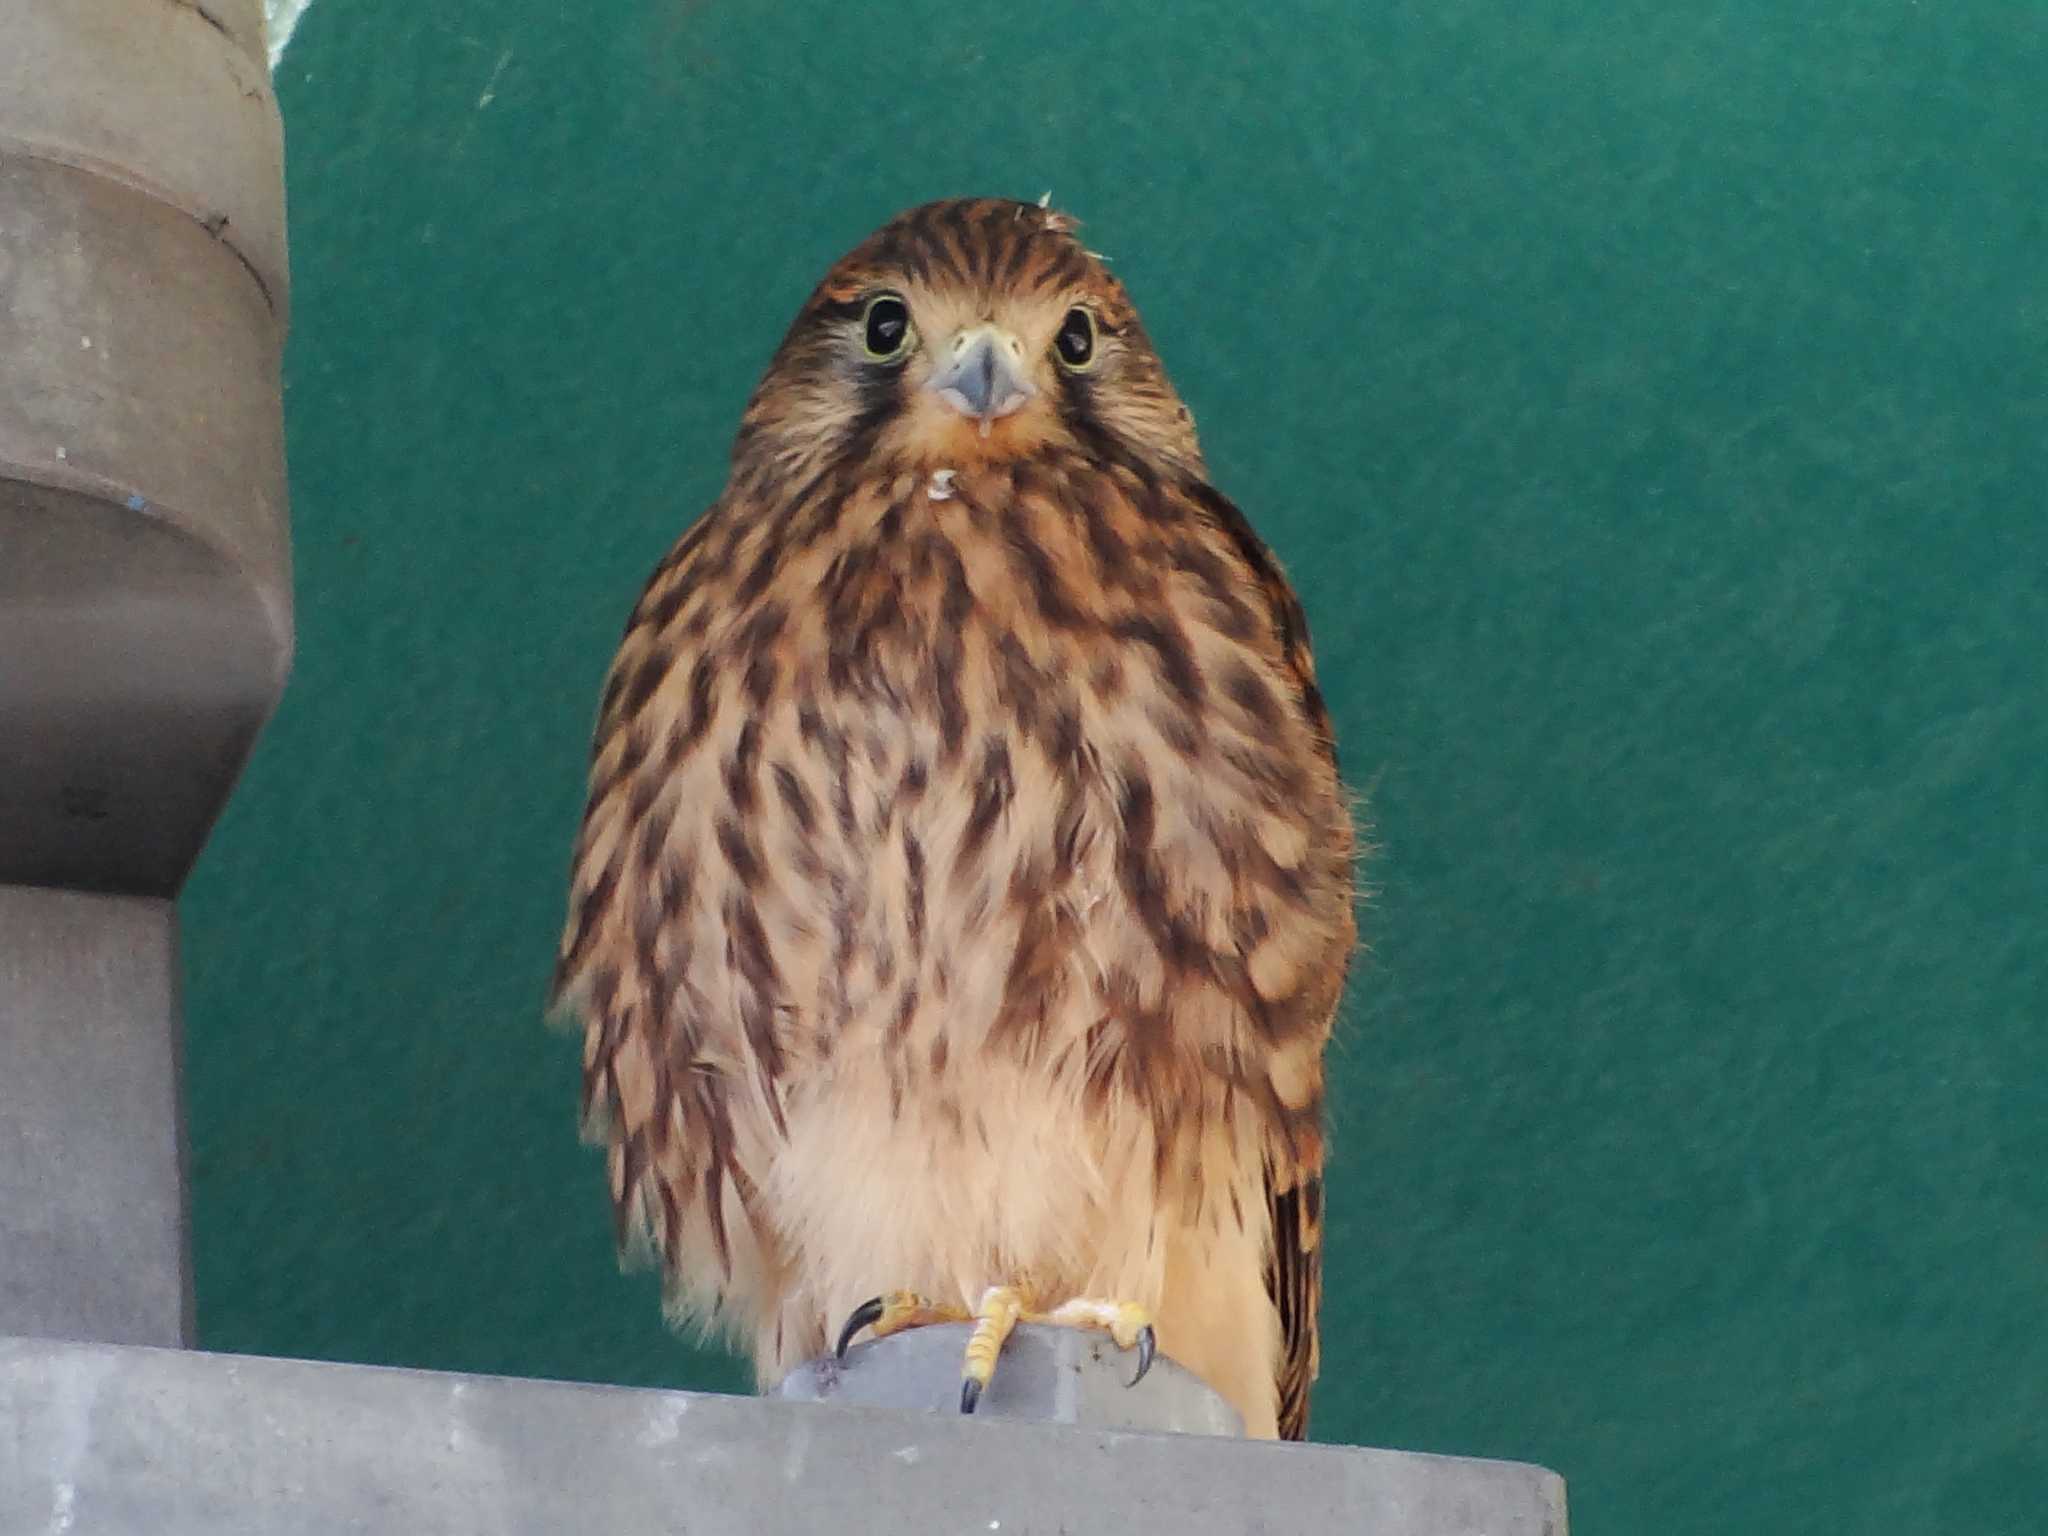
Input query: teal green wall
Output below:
<box><xmin>185</xmin><ymin>2</ymin><xmax>2045</xmax><ymax>1529</ymax></box>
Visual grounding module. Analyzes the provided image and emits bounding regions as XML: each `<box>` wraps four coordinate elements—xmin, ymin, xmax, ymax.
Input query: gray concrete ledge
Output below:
<box><xmin>0</xmin><ymin>1336</ymin><xmax>1569</xmax><ymax>1535</ymax></box>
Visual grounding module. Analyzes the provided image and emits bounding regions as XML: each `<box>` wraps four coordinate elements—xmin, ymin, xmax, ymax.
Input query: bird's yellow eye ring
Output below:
<box><xmin>862</xmin><ymin>293</ymin><xmax>914</xmax><ymax>361</ymax></box>
<box><xmin>1054</xmin><ymin>306</ymin><xmax>1098</xmax><ymax>371</ymax></box>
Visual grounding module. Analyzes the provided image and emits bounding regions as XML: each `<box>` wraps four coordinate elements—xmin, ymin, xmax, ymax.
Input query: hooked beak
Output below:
<box><xmin>924</xmin><ymin>324</ymin><xmax>1037</xmax><ymax>436</ymax></box>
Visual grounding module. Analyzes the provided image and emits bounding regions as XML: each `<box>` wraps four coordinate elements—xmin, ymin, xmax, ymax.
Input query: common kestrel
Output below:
<box><xmin>553</xmin><ymin>198</ymin><xmax>1356</xmax><ymax>1438</ymax></box>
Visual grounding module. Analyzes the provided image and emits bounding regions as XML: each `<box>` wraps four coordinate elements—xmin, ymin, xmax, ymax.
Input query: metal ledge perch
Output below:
<box><xmin>776</xmin><ymin>1320</ymin><xmax>1246</xmax><ymax>1435</ymax></box>
<box><xmin>1</xmin><ymin>1334</ymin><xmax>1568</xmax><ymax>1535</ymax></box>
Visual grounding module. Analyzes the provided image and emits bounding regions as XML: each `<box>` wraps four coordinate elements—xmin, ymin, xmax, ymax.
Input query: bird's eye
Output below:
<box><xmin>862</xmin><ymin>293</ymin><xmax>913</xmax><ymax>360</ymax></box>
<box><xmin>1054</xmin><ymin>307</ymin><xmax>1097</xmax><ymax>371</ymax></box>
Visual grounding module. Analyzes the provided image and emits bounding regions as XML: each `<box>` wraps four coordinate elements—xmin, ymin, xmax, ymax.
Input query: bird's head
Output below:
<box><xmin>735</xmin><ymin>198</ymin><xmax>1204</xmax><ymax>482</ymax></box>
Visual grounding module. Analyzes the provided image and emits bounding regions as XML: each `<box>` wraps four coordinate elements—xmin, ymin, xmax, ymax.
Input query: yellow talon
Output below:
<box><xmin>1036</xmin><ymin>1296</ymin><xmax>1154</xmax><ymax>1353</ymax></box>
<box><xmin>872</xmin><ymin>1290</ymin><xmax>972</xmax><ymax>1340</ymax></box>
<box><xmin>841</xmin><ymin>1284</ymin><xmax>1158</xmax><ymax>1410</ymax></box>
<box><xmin>834</xmin><ymin>1291</ymin><xmax>970</xmax><ymax>1358</ymax></box>
<box><xmin>959</xmin><ymin>1287</ymin><xmax>1157</xmax><ymax>1411</ymax></box>
<box><xmin>960</xmin><ymin>1285</ymin><xmax>1025</xmax><ymax>1412</ymax></box>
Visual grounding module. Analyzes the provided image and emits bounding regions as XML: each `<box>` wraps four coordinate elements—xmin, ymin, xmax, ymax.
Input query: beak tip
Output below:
<box><xmin>927</xmin><ymin>326</ymin><xmax>1035</xmax><ymax>427</ymax></box>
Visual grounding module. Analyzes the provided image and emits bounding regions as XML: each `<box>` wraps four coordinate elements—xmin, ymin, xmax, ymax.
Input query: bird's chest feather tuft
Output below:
<box><xmin>571</xmin><ymin>450</ymin><xmax>1348</xmax><ymax>1139</ymax></box>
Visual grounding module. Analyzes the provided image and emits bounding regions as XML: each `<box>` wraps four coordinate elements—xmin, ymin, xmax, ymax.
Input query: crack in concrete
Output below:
<box><xmin>0</xmin><ymin>135</ymin><xmax>284</xmax><ymax>320</ymax></box>
<box><xmin>165</xmin><ymin>0</ymin><xmax>235</xmax><ymax>43</ymax></box>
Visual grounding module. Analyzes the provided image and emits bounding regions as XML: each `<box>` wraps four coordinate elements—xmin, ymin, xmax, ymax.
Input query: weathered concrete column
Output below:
<box><xmin>0</xmin><ymin>0</ymin><xmax>293</xmax><ymax>1347</ymax></box>
<box><xmin>0</xmin><ymin>891</ymin><xmax>189</xmax><ymax>1345</ymax></box>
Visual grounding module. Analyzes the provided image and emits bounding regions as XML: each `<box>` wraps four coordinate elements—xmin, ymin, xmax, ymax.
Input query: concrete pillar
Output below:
<box><xmin>0</xmin><ymin>892</ymin><xmax>187</xmax><ymax>1346</ymax></box>
<box><xmin>0</xmin><ymin>0</ymin><xmax>293</xmax><ymax>1346</ymax></box>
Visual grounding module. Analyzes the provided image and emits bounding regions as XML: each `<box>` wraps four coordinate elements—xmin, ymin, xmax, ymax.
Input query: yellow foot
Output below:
<box><xmin>960</xmin><ymin>1285</ymin><xmax>1157</xmax><ymax>1414</ymax></box>
<box><xmin>833</xmin><ymin>1290</ymin><xmax>972</xmax><ymax>1359</ymax></box>
<box><xmin>835</xmin><ymin>1285</ymin><xmax>1157</xmax><ymax>1412</ymax></box>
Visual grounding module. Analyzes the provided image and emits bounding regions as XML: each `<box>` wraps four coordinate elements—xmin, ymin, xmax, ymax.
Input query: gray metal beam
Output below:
<box><xmin>0</xmin><ymin>1335</ymin><xmax>1570</xmax><ymax>1535</ymax></box>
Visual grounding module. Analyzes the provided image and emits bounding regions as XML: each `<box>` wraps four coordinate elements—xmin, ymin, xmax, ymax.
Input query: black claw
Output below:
<box><xmin>836</xmin><ymin>1297</ymin><xmax>886</xmax><ymax>1360</ymax></box>
<box><xmin>1128</xmin><ymin>1325</ymin><xmax>1156</xmax><ymax>1389</ymax></box>
<box><xmin>960</xmin><ymin>1378</ymin><xmax>983</xmax><ymax>1414</ymax></box>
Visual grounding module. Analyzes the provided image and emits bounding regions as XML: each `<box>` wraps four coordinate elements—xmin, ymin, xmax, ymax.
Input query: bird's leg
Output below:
<box><xmin>834</xmin><ymin>1290</ymin><xmax>972</xmax><ymax>1358</ymax></box>
<box><xmin>958</xmin><ymin>1284</ymin><xmax>1025</xmax><ymax>1412</ymax></box>
<box><xmin>837</xmin><ymin>1284</ymin><xmax>1157</xmax><ymax>1413</ymax></box>
<box><xmin>961</xmin><ymin>1286</ymin><xmax>1157</xmax><ymax>1413</ymax></box>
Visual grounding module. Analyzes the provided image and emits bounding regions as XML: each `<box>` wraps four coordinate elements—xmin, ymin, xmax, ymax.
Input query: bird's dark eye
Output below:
<box><xmin>862</xmin><ymin>293</ymin><xmax>913</xmax><ymax>360</ymax></box>
<box><xmin>1054</xmin><ymin>306</ymin><xmax>1097</xmax><ymax>371</ymax></box>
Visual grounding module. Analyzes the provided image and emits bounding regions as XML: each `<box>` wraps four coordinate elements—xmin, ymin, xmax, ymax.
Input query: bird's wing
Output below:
<box><xmin>550</xmin><ymin>502</ymin><xmax>789</xmax><ymax>1324</ymax></box>
<box><xmin>1178</xmin><ymin>479</ymin><xmax>1352</xmax><ymax>1442</ymax></box>
<box><xmin>1266</xmin><ymin>1165</ymin><xmax>1324</xmax><ymax>1440</ymax></box>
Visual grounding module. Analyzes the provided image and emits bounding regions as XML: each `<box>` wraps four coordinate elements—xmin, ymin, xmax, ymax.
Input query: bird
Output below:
<box><xmin>551</xmin><ymin>197</ymin><xmax>1356</xmax><ymax>1439</ymax></box>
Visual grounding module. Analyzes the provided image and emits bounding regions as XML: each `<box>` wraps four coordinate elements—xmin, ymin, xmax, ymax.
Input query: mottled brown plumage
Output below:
<box><xmin>553</xmin><ymin>198</ymin><xmax>1355</xmax><ymax>1438</ymax></box>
